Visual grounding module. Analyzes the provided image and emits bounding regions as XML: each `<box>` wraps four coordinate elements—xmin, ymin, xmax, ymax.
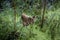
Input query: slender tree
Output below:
<box><xmin>12</xmin><ymin>0</ymin><xmax>17</xmax><ymax>31</ymax></box>
<box><xmin>40</xmin><ymin>0</ymin><xmax>47</xmax><ymax>28</ymax></box>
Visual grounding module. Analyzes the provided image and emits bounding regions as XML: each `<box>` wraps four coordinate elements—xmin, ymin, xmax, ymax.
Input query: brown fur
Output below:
<box><xmin>21</xmin><ymin>13</ymin><xmax>35</xmax><ymax>26</ymax></box>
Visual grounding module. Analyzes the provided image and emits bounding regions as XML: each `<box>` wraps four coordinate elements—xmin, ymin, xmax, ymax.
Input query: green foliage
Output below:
<box><xmin>0</xmin><ymin>0</ymin><xmax>60</xmax><ymax>40</ymax></box>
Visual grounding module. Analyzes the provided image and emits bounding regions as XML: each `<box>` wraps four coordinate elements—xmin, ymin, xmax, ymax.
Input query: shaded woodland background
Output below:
<box><xmin>0</xmin><ymin>0</ymin><xmax>60</xmax><ymax>40</ymax></box>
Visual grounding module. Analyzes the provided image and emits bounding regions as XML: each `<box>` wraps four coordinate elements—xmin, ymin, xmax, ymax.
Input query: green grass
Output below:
<box><xmin>0</xmin><ymin>8</ymin><xmax>60</xmax><ymax>40</ymax></box>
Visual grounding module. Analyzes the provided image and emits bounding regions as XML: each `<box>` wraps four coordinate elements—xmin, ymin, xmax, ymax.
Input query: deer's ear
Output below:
<box><xmin>33</xmin><ymin>16</ymin><xmax>36</xmax><ymax>19</ymax></box>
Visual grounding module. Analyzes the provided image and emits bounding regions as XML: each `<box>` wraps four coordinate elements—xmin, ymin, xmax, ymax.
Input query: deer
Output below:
<box><xmin>21</xmin><ymin>13</ymin><xmax>35</xmax><ymax>26</ymax></box>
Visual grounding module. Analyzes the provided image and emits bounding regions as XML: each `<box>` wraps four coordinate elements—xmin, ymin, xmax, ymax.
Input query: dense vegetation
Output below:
<box><xmin>0</xmin><ymin>0</ymin><xmax>60</xmax><ymax>40</ymax></box>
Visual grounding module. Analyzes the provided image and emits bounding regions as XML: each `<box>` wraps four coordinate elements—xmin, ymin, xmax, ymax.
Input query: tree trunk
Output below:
<box><xmin>12</xmin><ymin>0</ymin><xmax>17</xmax><ymax>31</ymax></box>
<box><xmin>40</xmin><ymin>0</ymin><xmax>46</xmax><ymax>28</ymax></box>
